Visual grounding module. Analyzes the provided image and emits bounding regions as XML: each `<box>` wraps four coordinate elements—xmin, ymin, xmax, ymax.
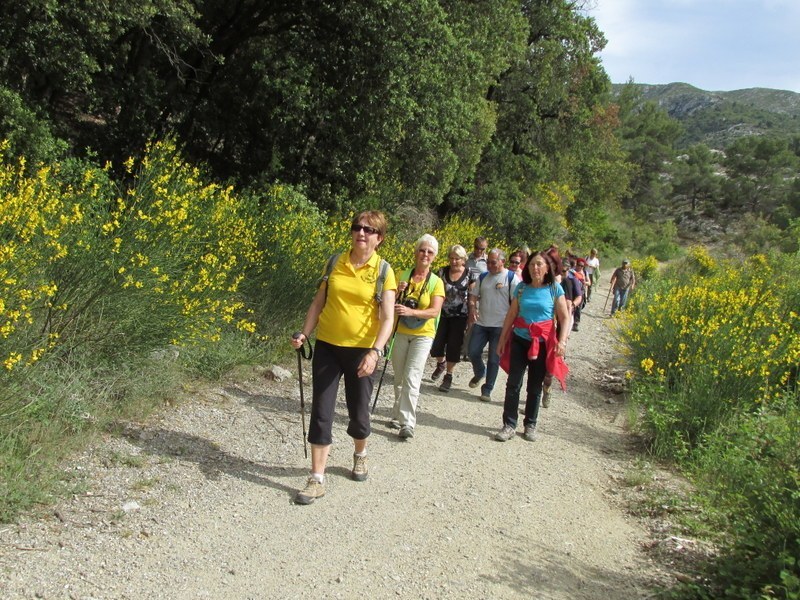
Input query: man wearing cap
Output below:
<box><xmin>609</xmin><ymin>259</ymin><xmax>636</xmax><ymax>316</ymax></box>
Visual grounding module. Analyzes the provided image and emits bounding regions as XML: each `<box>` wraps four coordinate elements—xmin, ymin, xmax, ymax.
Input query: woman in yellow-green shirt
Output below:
<box><xmin>290</xmin><ymin>211</ymin><xmax>397</xmax><ymax>504</ymax></box>
<box><xmin>389</xmin><ymin>234</ymin><xmax>445</xmax><ymax>439</ymax></box>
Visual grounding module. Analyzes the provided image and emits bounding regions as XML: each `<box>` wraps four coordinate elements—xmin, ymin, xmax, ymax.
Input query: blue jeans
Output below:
<box><xmin>611</xmin><ymin>288</ymin><xmax>630</xmax><ymax>315</ymax></box>
<box><xmin>468</xmin><ymin>324</ymin><xmax>502</xmax><ymax>396</ymax></box>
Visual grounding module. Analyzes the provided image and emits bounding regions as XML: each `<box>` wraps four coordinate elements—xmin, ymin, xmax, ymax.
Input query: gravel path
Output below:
<box><xmin>0</xmin><ymin>279</ymin><xmax>667</xmax><ymax>599</ymax></box>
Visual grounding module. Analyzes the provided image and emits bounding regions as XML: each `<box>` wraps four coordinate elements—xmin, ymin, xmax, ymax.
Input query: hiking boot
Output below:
<box><xmin>439</xmin><ymin>373</ymin><xmax>453</xmax><ymax>392</ymax></box>
<box><xmin>541</xmin><ymin>384</ymin><xmax>551</xmax><ymax>408</ymax></box>
<box><xmin>523</xmin><ymin>425</ymin><xmax>536</xmax><ymax>441</ymax></box>
<box><xmin>572</xmin><ymin>323</ymin><xmax>579</xmax><ymax>332</ymax></box>
<box><xmin>294</xmin><ymin>477</ymin><xmax>325</xmax><ymax>505</ymax></box>
<box><xmin>469</xmin><ymin>375</ymin><xmax>483</xmax><ymax>389</ymax></box>
<box><xmin>399</xmin><ymin>425</ymin><xmax>414</xmax><ymax>439</ymax></box>
<box><xmin>351</xmin><ymin>453</ymin><xmax>368</xmax><ymax>481</ymax></box>
<box><xmin>494</xmin><ymin>425</ymin><xmax>515</xmax><ymax>442</ymax></box>
<box><xmin>479</xmin><ymin>393</ymin><xmax>491</xmax><ymax>402</ymax></box>
<box><xmin>431</xmin><ymin>361</ymin><xmax>446</xmax><ymax>381</ymax></box>
<box><xmin>387</xmin><ymin>418</ymin><xmax>400</xmax><ymax>430</ymax></box>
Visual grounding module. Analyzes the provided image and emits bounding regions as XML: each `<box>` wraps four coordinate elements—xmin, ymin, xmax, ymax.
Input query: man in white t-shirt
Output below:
<box><xmin>466</xmin><ymin>249</ymin><xmax>521</xmax><ymax>402</ymax></box>
<box><xmin>584</xmin><ymin>248</ymin><xmax>600</xmax><ymax>302</ymax></box>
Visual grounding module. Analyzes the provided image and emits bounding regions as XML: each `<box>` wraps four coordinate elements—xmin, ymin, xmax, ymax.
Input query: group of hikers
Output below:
<box><xmin>289</xmin><ymin>210</ymin><xmax>636</xmax><ymax>505</ymax></box>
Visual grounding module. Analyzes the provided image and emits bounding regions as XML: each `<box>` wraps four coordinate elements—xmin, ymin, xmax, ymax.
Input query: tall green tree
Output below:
<box><xmin>722</xmin><ymin>136</ymin><xmax>797</xmax><ymax>215</ymax></box>
<box><xmin>615</xmin><ymin>82</ymin><xmax>683</xmax><ymax>210</ymax></box>
<box><xmin>451</xmin><ymin>0</ymin><xmax>618</xmax><ymax>246</ymax></box>
<box><xmin>671</xmin><ymin>143</ymin><xmax>721</xmax><ymax>213</ymax></box>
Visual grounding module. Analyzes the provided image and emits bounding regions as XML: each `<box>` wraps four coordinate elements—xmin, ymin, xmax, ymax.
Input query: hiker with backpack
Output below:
<box><xmin>388</xmin><ymin>235</ymin><xmax>445</xmax><ymax>440</ymax></box>
<box><xmin>610</xmin><ymin>259</ymin><xmax>636</xmax><ymax>316</ymax></box>
<box><xmin>289</xmin><ymin>211</ymin><xmax>397</xmax><ymax>505</ymax></box>
<box><xmin>467</xmin><ymin>249</ymin><xmax>521</xmax><ymax>403</ymax></box>
<box><xmin>429</xmin><ymin>244</ymin><xmax>474</xmax><ymax>393</ymax></box>
<box><xmin>494</xmin><ymin>249</ymin><xmax>570</xmax><ymax>442</ymax></box>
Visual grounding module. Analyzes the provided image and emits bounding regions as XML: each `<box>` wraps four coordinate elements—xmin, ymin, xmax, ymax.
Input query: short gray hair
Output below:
<box><xmin>489</xmin><ymin>248</ymin><xmax>506</xmax><ymax>262</ymax></box>
<box><xmin>415</xmin><ymin>233</ymin><xmax>439</xmax><ymax>256</ymax></box>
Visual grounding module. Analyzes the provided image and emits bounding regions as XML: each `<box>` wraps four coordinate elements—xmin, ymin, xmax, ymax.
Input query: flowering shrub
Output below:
<box><xmin>624</xmin><ymin>246</ymin><xmax>800</xmax><ymax>597</ymax></box>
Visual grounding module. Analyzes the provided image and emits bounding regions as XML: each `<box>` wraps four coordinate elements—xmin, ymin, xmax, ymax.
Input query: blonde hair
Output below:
<box><xmin>448</xmin><ymin>244</ymin><xmax>468</xmax><ymax>260</ymax></box>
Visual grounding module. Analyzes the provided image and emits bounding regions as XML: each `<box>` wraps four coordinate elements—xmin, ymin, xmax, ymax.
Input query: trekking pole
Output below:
<box><xmin>371</xmin><ymin>326</ymin><xmax>398</xmax><ymax>414</ymax></box>
<box><xmin>292</xmin><ymin>333</ymin><xmax>313</xmax><ymax>459</ymax></box>
<box><xmin>603</xmin><ymin>286</ymin><xmax>613</xmax><ymax>314</ymax></box>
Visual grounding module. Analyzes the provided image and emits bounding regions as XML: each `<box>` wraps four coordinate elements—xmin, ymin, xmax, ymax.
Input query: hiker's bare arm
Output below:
<box><xmin>373</xmin><ymin>289</ymin><xmax>396</xmax><ymax>351</ymax></box>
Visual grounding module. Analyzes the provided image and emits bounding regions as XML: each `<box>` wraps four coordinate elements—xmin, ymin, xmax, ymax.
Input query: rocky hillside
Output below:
<box><xmin>612</xmin><ymin>82</ymin><xmax>800</xmax><ymax>149</ymax></box>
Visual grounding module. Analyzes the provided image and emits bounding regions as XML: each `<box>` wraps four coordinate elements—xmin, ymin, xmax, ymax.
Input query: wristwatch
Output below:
<box><xmin>372</xmin><ymin>347</ymin><xmax>384</xmax><ymax>358</ymax></box>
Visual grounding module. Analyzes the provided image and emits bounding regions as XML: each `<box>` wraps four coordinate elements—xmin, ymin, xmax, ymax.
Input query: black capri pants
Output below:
<box><xmin>308</xmin><ymin>340</ymin><xmax>373</xmax><ymax>445</ymax></box>
<box><xmin>430</xmin><ymin>314</ymin><xmax>468</xmax><ymax>363</ymax></box>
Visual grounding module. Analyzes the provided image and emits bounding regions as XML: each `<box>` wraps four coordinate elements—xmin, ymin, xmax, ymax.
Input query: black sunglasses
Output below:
<box><xmin>351</xmin><ymin>224</ymin><xmax>379</xmax><ymax>235</ymax></box>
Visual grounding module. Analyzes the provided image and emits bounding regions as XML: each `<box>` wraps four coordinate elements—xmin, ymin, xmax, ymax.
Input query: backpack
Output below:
<box><xmin>479</xmin><ymin>269</ymin><xmax>516</xmax><ymax>303</ymax></box>
<box><xmin>399</xmin><ymin>267</ymin><xmax>442</xmax><ymax>331</ymax></box>
<box><xmin>319</xmin><ymin>253</ymin><xmax>390</xmax><ymax>305</ymax></box>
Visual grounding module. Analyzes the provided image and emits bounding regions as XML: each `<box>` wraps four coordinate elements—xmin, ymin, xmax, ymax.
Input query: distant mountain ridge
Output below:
<box><xmin>611</xmin><ymin>82</ymin><xmax>800</xmax><ymax>149</ymax></box>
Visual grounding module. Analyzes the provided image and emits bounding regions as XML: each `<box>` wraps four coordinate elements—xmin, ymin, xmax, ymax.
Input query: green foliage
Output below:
<box><xmin>625</xmin><ymin>249</ymin><xmax>800</xmax><ymax>598</ymax></box>
<box><xmin>615</xmin><ymin>84</ymin><xmax>684</xmax><ymax>210</ymax></box>
<box><xmin>671</xmin><ymin>143</ymin><xmax>722</xmax><ymax>213</ymax></box>
<box><xmin>0</xmin><ymin>87</ymin><xmax>67</xmax><ymax>163</ymax></box>
<box><xmin>692</xmin><ymin>397</ymin><xmax>800</xmax><ymax>599</ymax></box>
<box><xmin>722</xmin><ymin>136</ymin><xmax>798</xmax><ymax>215</ymax></box>
<box><xmin>0</xmin><ymin>141</ymin><xmax>265</xmax><ymax>520</ymax></box>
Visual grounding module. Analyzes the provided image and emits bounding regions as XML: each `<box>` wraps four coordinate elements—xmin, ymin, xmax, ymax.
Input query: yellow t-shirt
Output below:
<box><xmin>317</xmin><ymin>252</ymin><xmax>397</xmax><ymax>348</ymax></box>
<box><xmin>395</xmin><ymin>270</ymin><xmax>445</xmax><ymax>338</ymax></box>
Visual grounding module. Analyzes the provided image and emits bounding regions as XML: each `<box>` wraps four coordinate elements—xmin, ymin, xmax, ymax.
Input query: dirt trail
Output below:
<box><xmin>0</xmin><ymin>278</ymin><xmax>667</xmax><ymax>599</ymax></box>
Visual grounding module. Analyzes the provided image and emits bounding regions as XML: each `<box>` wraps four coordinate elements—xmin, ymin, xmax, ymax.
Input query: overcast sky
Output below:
<box><xmin>585</xmin><ymin>0</ymin><xmax>800</xmax><ymax>92</ymax></box>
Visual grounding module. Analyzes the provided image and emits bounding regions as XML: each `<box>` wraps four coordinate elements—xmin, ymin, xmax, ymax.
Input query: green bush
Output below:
<box><xmin>693</xmin><ymin>396</ymin><xmax>800</xmax><ymax>599</ymax></box>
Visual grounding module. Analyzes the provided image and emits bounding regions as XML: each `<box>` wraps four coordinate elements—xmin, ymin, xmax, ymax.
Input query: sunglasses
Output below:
<box><xmin>351</xmin><ymin>224</ymin><xmax>379</xmax><ymax>235</ymax></box>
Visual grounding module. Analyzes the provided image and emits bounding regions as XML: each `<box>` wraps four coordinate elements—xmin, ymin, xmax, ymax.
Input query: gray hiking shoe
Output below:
<box><xmin>494</xmin><ymin>425</ymin><xmax>515</xmax><ymax>442</ymax></box>
<box><xmin>523</xmin><ymin>425</ymin><xmax>536</xmax><ymax>441</ymax></box>
<box><xmin>469</xmin><ymin>375</ymin><xmax>483</xmax><ymax>389</ymax></box>
<box><xmin>351</xmin><ymin>453</ymin><xmax>368</xmax><ymax>481</ymax></box>
<box><xmin>479</xmin><ymin>393</ymin><xmax>491</xmax><ymax>402</ymax></box>
<box><xmin>399</xmin><ymin>425</ymin><xmax>414</xmax><ymax>439</ymax></box>
<box><xmin>541</xmin><ymin>384</ymin><xmax>551</xmax><ymax>408</ymax></box>
<box><xmin>294</xmin><ymin>477</ymin><xmax>326</xmax><ymax>505</ymax></box>
<box><xmin>387</xmin><ymin>418</ymin><xmax>400</xmax><ymax>430</ymax></box>
<box><xmin>439</xmin><ymin>373</ymin><xmax>453</xmax><ymax>392</ymax></box>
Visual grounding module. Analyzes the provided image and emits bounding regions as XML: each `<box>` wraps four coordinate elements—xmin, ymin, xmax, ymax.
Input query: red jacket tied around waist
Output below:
<box><xmin>500</xmin><ymin>316</ymin><xmax>568</xmax><ymax>391</ymax></box>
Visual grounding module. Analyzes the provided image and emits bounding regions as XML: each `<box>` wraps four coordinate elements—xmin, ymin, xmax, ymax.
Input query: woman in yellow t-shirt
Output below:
<box><xmin>290</xmin><ymin>211</ymin><xmax>397</xmax><ymax>504</ymax></box>
<box><xmin>389</xmin><ymin>234</ymin><xmax>445</xmax><ymax>439</ymax></box>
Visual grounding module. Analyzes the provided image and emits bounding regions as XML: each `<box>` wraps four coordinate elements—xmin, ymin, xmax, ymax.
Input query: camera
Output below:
<box><xmin>402</xmin><ymin>298</ymin><xmax>419</xmax><ymax>310</ymax></box>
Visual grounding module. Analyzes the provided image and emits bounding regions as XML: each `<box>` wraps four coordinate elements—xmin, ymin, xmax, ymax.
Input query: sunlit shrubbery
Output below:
<box><xmin>0</xmin><ymin>138</ymin><xmax>263</xmax><ymax>372</ymax></box>
<box><xmin>0</xmin><ymin>139</ymin><xmax>267</xmax><ymax>518</ymax></box>
<box><xmin>624</xmin><ymin>246</ymin><xmax>800</xmax><ymax>597</ymax></box>
<box><xmin>626</xmin><ymin>249</ymin><xmax>799</xmax><ymax>452</ymax></box>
